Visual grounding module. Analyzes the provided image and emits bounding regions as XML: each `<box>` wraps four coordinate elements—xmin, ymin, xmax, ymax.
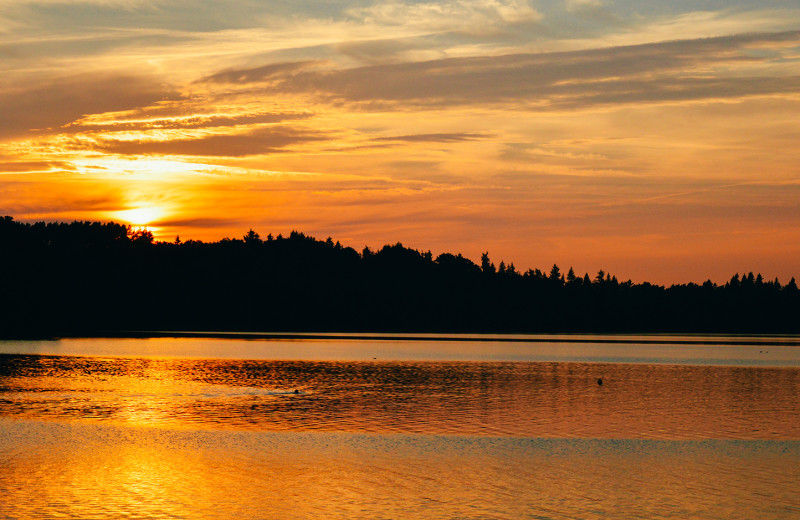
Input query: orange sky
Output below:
<box><xmin>1</xmin><ymin>1</ymin><xmax>799</xmax><ymax>284</ymax></box>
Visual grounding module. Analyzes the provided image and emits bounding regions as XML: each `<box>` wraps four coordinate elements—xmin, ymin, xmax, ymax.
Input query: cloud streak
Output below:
<box><xmin>197</xmin><ymin>61</ymin><xmax>323</xmax><ymax>85</ymax></box>
<box><xmin>347</xmin><ymin>0</ymin><xmax>542</xmax><ymax>33</ymax></box>
<box><xmin>372</xmin><ymin>133</ymin><xmax>492</xmax><ymax>143</ymax></box>
<box><xmin>0</xmin><ymin>74</ymin><xmax>177</xmax><ymax>140</ymax></box>
<box><xmin>240</xmin><ymin>30</ymin><xmax>800</xmax><ymax>108</ymax></box>
<box><xmin>69</xmin><ymin>112</ymin><xmax>313</xmax><ymax>133</ymax></box>
<box><xmin>92</xmin><ymin>126</ymin><xmax>331</xmax><ymax>157</ymax></box>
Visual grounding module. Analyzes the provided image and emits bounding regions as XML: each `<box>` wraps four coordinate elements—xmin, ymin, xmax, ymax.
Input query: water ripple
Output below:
<box><xmin>1</xmin><ymin>355</ymin><xmax>799</xmax><ymax>439</ymax></box>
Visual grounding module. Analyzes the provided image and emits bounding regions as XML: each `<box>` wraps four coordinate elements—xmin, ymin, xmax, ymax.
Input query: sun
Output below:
<box><xmin>115</xmin><ymin>207</ymin><xmax>163</xmax><ymax>227</ymax></box>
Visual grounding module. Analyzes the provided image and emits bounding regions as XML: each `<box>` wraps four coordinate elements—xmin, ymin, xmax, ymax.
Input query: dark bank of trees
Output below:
<box><xmin>1</xmin><ymin>215</ymin><xmax>798</xmax><ymax>338</ymax></box>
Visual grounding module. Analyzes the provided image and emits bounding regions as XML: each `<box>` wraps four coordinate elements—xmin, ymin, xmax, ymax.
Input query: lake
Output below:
<box><xmin>1</xmin><ymin>334</ymin><xmax>799</xmax><ymax>519</ymax></box>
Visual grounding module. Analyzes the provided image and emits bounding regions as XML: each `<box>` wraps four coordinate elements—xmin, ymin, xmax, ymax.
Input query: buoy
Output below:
<box><xmin>597</xmin><ymin>378</ymin><xmax>603</xmax><ymax>386</ymax></box>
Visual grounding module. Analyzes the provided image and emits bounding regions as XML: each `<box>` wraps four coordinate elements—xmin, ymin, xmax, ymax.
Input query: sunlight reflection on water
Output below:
<box><xmin>1</xmin><ymin>336</ymin><xmax>799</xmax><ymax>519</ymax></box>
<box><xmin>1</xmin><ymin>421</ymin><xmax>798</xmax><ymax>520</ymax></box>
<box><xmin>1</xmin><ymin>354</ymin><xmax>798</xmax><ymax>438</ymax></box>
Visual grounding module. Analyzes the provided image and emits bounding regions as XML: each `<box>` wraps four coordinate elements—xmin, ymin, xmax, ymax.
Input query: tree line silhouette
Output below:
<box><xmin>1</xmin><ymin>215</ymin><xmax>797</xmax><ymax>338</ymax></box>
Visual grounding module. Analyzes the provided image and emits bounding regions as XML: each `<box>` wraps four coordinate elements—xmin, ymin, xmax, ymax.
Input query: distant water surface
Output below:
<box><xmin>1</xmin><ymin>335</ymin><xmax>799</xmax><ymax>519</ymax></box>
<box><xmin>3</xmin><ymin>333</ymin><xmax>799</xmax><ymax>365</ymax></box>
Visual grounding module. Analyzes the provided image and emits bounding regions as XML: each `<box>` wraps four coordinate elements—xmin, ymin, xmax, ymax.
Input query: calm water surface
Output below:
<box><xmin>1</xmin><ymin>335</ymin><xmax>799</xmax><ymax>519</ymax></box>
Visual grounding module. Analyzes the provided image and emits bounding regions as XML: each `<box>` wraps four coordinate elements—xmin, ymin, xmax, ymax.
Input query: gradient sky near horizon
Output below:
<box><xmin>1</xmin><ymin>0</ymin><xmax>799</xmax><ymax>284</ymax></box>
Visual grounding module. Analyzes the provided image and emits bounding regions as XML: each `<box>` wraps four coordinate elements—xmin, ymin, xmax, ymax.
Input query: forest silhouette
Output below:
<box><xmin>1</xmin><ymin>215</ymin><xmax>798</xmax><ymax>338</ymax></box>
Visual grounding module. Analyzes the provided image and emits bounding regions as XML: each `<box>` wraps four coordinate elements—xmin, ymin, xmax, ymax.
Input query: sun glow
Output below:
<box><xmin>71</xmin><ymin>157</ymin><xmax>224</xmax><ymax>177</ymax></box>
<box><xmin>115</xmin><ymin>207</ymin><xmax>163</xmax><ymax>227</ymax></box>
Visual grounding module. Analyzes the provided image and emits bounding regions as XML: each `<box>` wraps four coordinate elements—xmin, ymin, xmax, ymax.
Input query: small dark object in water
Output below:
<box><xmin>597</xmin><ymin>378</ymin><xmax>603</xmax><ymax>386</ymax></box>
<box><xmin>294</xmin><ymin>389</ymin><xmax>300</xmax><ymax>394</ymax></box>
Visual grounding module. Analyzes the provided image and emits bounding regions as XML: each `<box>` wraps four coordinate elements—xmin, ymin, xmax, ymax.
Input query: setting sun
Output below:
<box><xmin>114</xmin><ymin>207</ymin><xmax>163</xmax><ymax>227</ymax></box>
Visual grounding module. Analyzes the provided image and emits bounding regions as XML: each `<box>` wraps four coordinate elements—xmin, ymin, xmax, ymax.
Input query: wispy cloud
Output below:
<box><xmin>154</xmin><ymin>216</ymin><xmax>241</xmax><ymax>229</ymax></box>
<box><xmin>68</xmin><ymin>112</ymin><xmax>313</xmax><ymax>133</ymax></box>
<box><xmin>564</xmin><ymin>0</ymin><xmax>604</xmax><ymax>11</ymax></box>
<box><xmin>208</xmin><ymin>30</ymin><xmax>800</xmax><ymax>109</ymax></box>
<box><xmin>196</xmin><ymin>61</ymin><xmax>323</xmax><ymax>85</ymax></box>
<box><xmin>373</xmin><ymin>133</ymin><xmax>492</xmax><ymax>143</ymax></box>
<box><xmin>0</xmin><ymin>74</ymin><xmax>177</xmax><ymax>139</ymax></box>
<box><xmin>92</xmin><ymin>125</ymin><xmax>331</xmax><ymax>157</ymax></box>
<box><xmin>346</xmin><ymin>0</ymin><xmax>542</xmax><ymax>33</ymax></box>
<box><xmin>0</xmin><ymin>160</ymin><xmax>75</xmax><ymax>174</ymax></box>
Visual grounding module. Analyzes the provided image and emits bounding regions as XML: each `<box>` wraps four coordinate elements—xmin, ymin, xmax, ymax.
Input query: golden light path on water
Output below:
<box><xmin>3</xmin><ymin>421</ymin><xmax>798</xmax><ymax>520</ymax></box>
<box><xmin>1</xmin><ymin>336</ymin><xmax>799</xmax><ymax>519</ymax></box>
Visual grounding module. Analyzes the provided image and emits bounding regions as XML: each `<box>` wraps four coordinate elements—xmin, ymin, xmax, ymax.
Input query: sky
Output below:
<box><xmin>1</xmin><ymin>0</ymin><xmax>799</xmax><ymax>284</ymax></box>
